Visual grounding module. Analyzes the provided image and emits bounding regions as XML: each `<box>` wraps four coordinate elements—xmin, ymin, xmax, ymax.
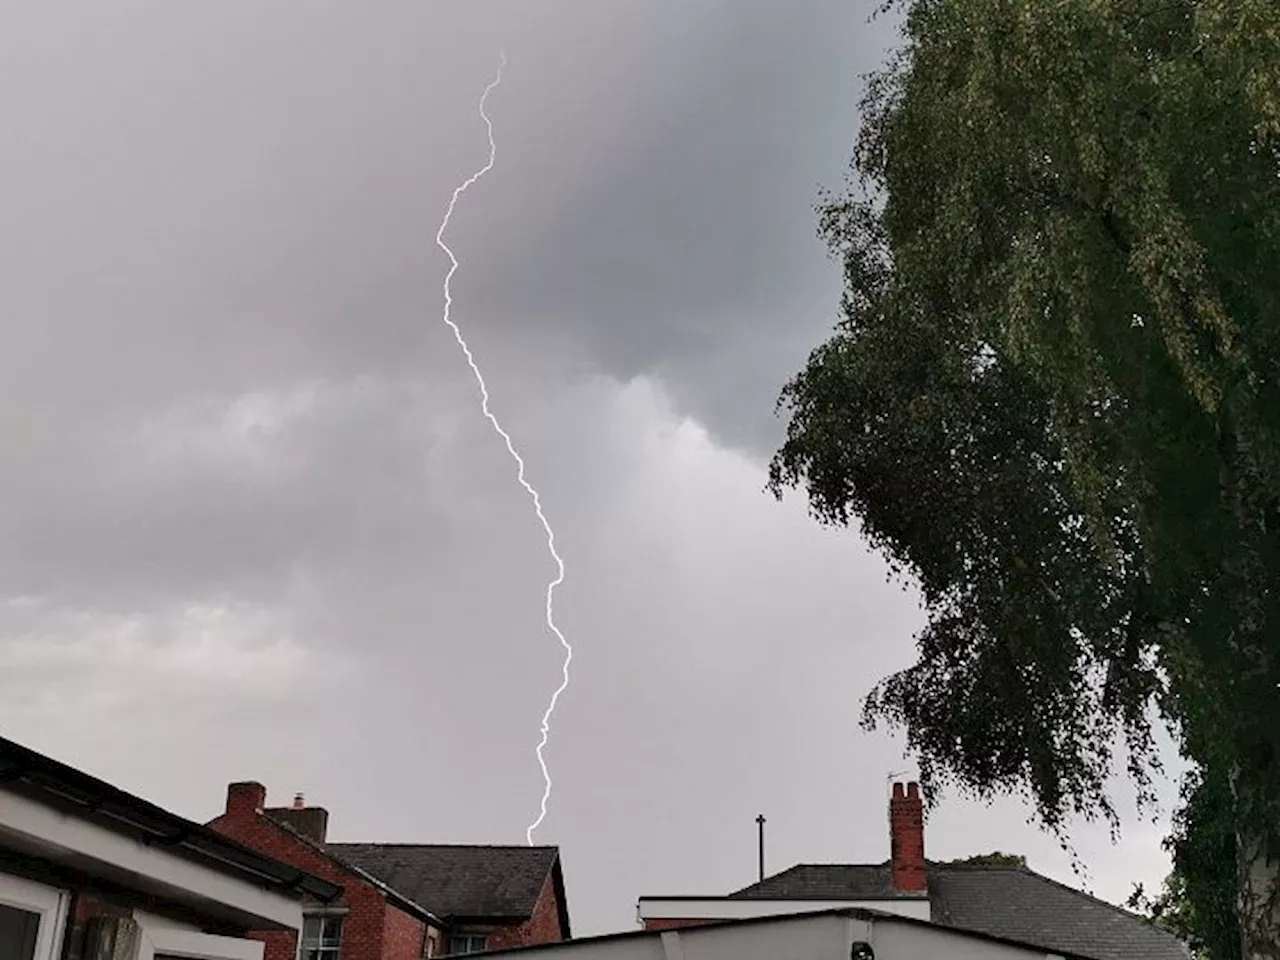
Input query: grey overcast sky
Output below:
<box><xmin>0</xmin><ymin>0</ymin><xmax>1182</xmax><ymax>937</ymax></box>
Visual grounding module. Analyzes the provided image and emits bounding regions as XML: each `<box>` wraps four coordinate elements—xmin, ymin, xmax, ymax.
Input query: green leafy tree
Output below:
<box><xmin>1143</xmin><ymin>766</ymin><xmax>1243</xmax><ymax>960</ymax></box>
<box><xmin>946</xmin><ymin>852</ymin><xmax>1028</xmax><ymax>868</ymax></box>
<box><xmin>768</xmin><ymin>0</ymin><xmax>1280</xmax><ymax>954</ymax></box>
<box><xmin>1129</xmin><ymin>871</ymin><xmax>1207</xmax><ymax>956</ymax></box>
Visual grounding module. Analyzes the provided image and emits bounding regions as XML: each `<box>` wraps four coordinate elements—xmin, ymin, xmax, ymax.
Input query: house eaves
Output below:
<box><xmin>0</xmin><ymin>735</ymin><xmax>341</xmax><ymax>907</ymax></box>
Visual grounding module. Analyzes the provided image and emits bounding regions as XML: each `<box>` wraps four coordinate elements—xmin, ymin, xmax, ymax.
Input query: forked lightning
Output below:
<box><xmin>434</xmin><ymin>54</ymin><xmax>572</xmax><ymax>846</ymax></box>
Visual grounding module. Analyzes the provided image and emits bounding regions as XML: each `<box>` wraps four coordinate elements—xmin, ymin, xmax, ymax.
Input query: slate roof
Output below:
<box><xmin>729</xmin><ymin>863</ymin><xmax>916</xmax><ymax>900</ymax></box>
<box><xmin>727</xmin><ymin>861</ymin><xmax>1188</xmax><ymax>960</ymax></box>
<box><xmin>252</xmin><ymin>812</ymin><xmax>441</xmax><ymax>924</ymax></box>
<box><xmin>928</xmin><ymin>863</ymin><xmax>1189</xmax><ymax>960</ymax></box>
<box><xmin>328</xmin><ymin>843</ymin><xmax>566</xmax><ymax>930</ymax></box>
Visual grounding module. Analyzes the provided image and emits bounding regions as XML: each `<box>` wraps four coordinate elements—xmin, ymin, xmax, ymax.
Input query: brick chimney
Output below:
<box><xmin>266</xmin><ymin>794</ymin><xmax>330</xmax><ymax>845</ymax></box>
<box><xmin>890</xmin><ymin>781</ymin><xmax>927</xmax><ymax>893</ymax></box>
<box><xmin>225</xmin><ymin>781</ymin><xmax>266</xmax><ymax>819</ymax></box>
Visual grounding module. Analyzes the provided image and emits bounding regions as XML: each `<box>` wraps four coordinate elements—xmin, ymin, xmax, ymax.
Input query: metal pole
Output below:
<box><xmin>756</xmin><ymin>814</ymin><xmax>766</xmax><ymax>881</ymax></box>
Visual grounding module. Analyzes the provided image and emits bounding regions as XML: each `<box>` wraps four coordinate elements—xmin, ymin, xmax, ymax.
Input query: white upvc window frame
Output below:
<box><xmin>134</xmin><ymin>912</ymin><xmax>264</xmax><ymax>960</ymax></box>
<box><xmin>0</xmin><ymin>871</ymin><xmax>70</xmax><ymax>960</ymax></box>
<box><xmin>297</xmin><ymin>909</ymin><xmax>346</xmax><ymax>960</ymax></box>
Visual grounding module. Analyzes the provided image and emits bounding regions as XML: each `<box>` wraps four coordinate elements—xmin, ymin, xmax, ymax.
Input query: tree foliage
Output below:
<box><xmin>946</xmin><ymin>851</ymin><xmax>1028</xmax><ymax>868</ymax></box>
<box><xmin>770</xmin><ymin>0</ymin><xmax>1280</xmax><ymax>950</ymax></box>
<box><xmin>1131</xmin><ymin>766</ymin><xmax>1242</xmax><ymax>959</ymax></box>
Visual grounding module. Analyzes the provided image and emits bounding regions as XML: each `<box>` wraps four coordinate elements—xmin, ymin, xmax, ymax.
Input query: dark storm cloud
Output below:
<box><xmin>0</xmin><ymin>0</ymin><xmax>900</xmax><ymax>616</ymax></box>
<box><xmin>1</xmin><ymin>1</ymin><xmax>897</xmax><ymax>460</ymax></box>
<box><xmin>449</xmin><ymin>0</ymin><xmax>902</xmax><ymax>451</ymax></box>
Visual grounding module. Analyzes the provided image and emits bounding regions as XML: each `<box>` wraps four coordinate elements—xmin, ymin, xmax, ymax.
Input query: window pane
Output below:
<box><xmin>303</xmin><ymin>913</ymin><xmax>344</xmax><ymax>960</ymax></box>
<box><xmin>448</xmin><ymin>934</ymin><xmax>486</xmax><ymax>955</ymax></box>
<box><xmin>303</xmin><ymin>916</ymin><xmax>343</xmax><ymax>946</ymax></box>
<box><xmin>320</xmin><ymin>917</ymin><xmax>343</xmax><ymax>946</ymax></box>
<box><xmin>0</xmin><ymin>902</ymin><xmax>39</xmax><ymax>960</ymax></box>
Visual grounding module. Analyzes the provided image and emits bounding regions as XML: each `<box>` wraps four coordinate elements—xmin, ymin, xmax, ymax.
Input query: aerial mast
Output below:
<box><xmin>755</xmin><ymin>813</ymin><xmax>766</xmax><ymax>882</ymax></box>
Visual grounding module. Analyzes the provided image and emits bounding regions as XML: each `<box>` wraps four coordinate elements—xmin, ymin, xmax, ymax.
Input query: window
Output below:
<box><xmin>301</xmin><ymin>915</ymin><xmax>344</xmax><ymax>960</ymax></box>
<box><xmin>0</xmin><ymin>873</ymin><xmax>69</xmax><ymax>960</ymax></box>
<box><xmin>446</xmin><ymin>933</ymin><xmax>487</xmax><ymax>955</ymax></box>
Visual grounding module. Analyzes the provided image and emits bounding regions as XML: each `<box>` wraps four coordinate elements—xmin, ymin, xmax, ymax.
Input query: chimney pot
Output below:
<box><xmin>892</xmin><ymin>782</ymin><xmax>905</xmax><ymax>800</ymax></box>
<box><xmin>293</xmin><ymin>793</ymin><xmax>305</xmax><ymax>810</ymax></box>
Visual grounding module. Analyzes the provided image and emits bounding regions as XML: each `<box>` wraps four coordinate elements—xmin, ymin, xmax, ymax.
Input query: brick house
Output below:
<box><xmin>0</xmin><ymin>735</ymin><xmax>340</xmax><ymax>960</ymax></box>
<box><xmin>328</xmin><ymin>843</ymin><xmax>569</xmax><ymax>953</ymax></box>
<box><xmin>637</xmin><ymin>782</ymin><xmax>1189</xmax><ymax>960</ymax></box>
<box><xmin>208</xmin><ymin>782</ymin><xmax>571</xmax><ymax>960</ymax></box>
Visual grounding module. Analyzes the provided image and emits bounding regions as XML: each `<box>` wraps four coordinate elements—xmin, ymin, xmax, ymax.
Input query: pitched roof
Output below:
<box><xmin>328</xmin><ymin>844</ymin><xmax>565</xmax><ymax>928</ymax></box>
<box><xmin>928</xmin><ymin>863</ymin><xmax>1190</xmax><ymax>960</ymax></box>
<box><xmin>722</xmin><ymin>861</ymin><xmax>1187</xmax><ymax>960</ymax></box>
<box><xmin>249</xmin><ymin>812</ymin><xmax>441</xmax><ymax>926</ymax></box>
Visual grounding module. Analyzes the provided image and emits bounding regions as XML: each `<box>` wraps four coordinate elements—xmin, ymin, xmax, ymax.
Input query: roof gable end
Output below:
<box><xmin>327</xmin><ymin>843</ymin><xmax>561</xmax><ymax>924</ymax></box>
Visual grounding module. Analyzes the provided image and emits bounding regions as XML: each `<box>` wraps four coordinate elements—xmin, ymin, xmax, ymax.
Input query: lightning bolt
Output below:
<box><xmin>435</xmin><ymin>53</ymin><xmax>572</xmax><ymax>847</ymax></box>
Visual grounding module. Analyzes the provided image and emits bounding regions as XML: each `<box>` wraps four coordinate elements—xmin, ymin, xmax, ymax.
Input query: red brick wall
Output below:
<box><xmin>641</xmin><ymin>918</ymin><xmax>721</xmax><ymax>932</ymax></box>
<box><xmin>247</xmin><ymin>929</ymin><xmax>297</xmax><ymax>960</ymax></box>
<box><xmin>209</xmin><ymin>784</ymin><xmax>428</xmax><ymax>960</ymax></box>
<box><xmin>381</xmin><ymin>897</ymin><xmax>426</xmax><ymax>960</ymax></box>
<box><xmin>483</xmin><ymin>873</ymin><xmax>567</xmax><ymax>950</ymax></box>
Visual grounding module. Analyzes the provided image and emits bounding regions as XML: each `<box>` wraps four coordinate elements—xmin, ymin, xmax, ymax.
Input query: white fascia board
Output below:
<box><xmin>0</xmin><ymin>787</ymin><xmax>303</xmax><ymax>930</ymax></box>
<box><xmin>636</xmin><ymin>898</ymin><xmax>932</xmax><ymax>922</ymax></box>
